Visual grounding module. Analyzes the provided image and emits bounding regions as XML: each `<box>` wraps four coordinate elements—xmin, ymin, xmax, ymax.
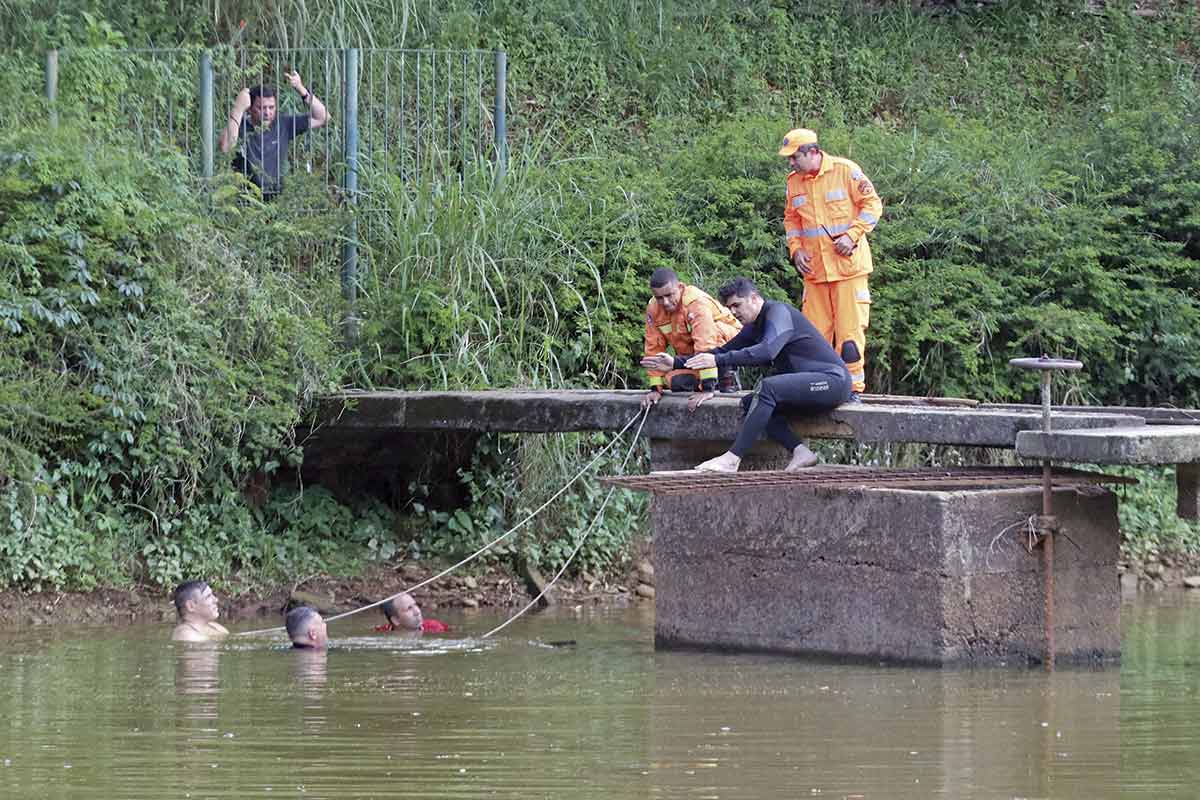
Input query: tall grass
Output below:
<box><xmin>356</xmin><ymin>135</ymin><xmax>620</xmax><ymax>389</ymax></box>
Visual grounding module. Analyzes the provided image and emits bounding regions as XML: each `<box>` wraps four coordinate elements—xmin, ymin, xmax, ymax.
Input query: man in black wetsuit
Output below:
<box><xmin>643</xmin><ymin>277</ymin><xmax>852</xmax><ymax>472</ymax></box>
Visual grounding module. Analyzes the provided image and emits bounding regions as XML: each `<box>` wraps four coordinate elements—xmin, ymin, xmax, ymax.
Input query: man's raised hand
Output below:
<box><xmin>286</xmin><ymin>70</ymin><xmax>306</xmax><ymax>94</ymax></box>
<box><xmin>234</xmin><ymin>87</ymin><xmax>252</xmax><ymax>113</ymax></box>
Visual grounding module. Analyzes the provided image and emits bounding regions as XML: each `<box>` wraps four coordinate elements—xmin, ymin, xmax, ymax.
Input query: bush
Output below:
<box><xmin>3</xmin><ymin>0</ymin><xmax>1200</xmax><ymax>582</ymax></box>
<box><xmin>0</xmin><ymin>126</ymin><xmax>384</xmax><ymax>589</ymax></box>
<box><xmin>409</xmin><ymin>433</ymin><xmax>648</xmax><ymax>578</ymax></box>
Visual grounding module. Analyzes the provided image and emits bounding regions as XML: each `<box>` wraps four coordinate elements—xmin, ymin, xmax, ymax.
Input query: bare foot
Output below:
<box><xmin>695</xmin><ymin>451</ymin><xmax>741</xmax><ymax>472</ymax></box>
<box><xmin>784</xmin><ymin>444</ymin><xmax>819</xmax><ymax>471</ymax></box>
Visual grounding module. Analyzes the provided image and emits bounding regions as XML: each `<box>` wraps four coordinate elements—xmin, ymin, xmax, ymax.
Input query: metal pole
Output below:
<box><xmin>1040</xmin><ymin>369</ymin><xmax>1055</xmax><ymax>671</ymax></box>
<box><xmin>342</xmin><ymin>48</ymin><xmax>360</xmax><ymax>343</ymax></box>
<box><xmin>494</xmin><ymin>50</ymin><xmax>507</xmax><ymax>182</ymax></box>
<box><xmin>199</xmin><ymin>51</ymin><xmax>214</xmax><ymax>179</ymax></box>
<box><xmin>45</xmin><ymin>50</ymin><xmax>59</xmax><ymax>129</ymax></box>
<box><xmin>1009</xmin><ymin>355</ymin><xmax>1082</xmax><ymax>671</ymax></box>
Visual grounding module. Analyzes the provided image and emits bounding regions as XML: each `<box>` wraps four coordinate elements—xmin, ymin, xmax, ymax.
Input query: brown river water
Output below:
<box><xmin>0</xmin><ymin>591</ymin><xmax>1197</xmax><ymax>798</ymax></box>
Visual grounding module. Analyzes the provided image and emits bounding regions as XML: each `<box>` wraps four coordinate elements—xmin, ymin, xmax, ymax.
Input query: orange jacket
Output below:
<box><xmin>643</xmin><ymin>284</ymin><xmax>741</xmax><ymax>386</ymax></box>
<box><xmin>784</xmin><ymin>154</ymin><xmax>883</xmax><ymax>284</ymax></box>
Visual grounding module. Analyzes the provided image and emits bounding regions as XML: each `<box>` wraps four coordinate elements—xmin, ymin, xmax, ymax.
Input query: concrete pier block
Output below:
<box><xmin>1177</xmin><ymin>463</ymin><xmax>1200</xmax><ymax>520</ymax></box>
<box><xmin>652</xmin><ymin>483</ymin><xmax>1119</xmax><ymax>665</ymax></box>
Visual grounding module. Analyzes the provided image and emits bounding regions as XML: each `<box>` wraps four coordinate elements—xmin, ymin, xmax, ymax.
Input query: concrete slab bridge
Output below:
<box><xmin>302</xmin><ymin>390</ymin><xmax>1200</xmax><ymax>665</ymax></box>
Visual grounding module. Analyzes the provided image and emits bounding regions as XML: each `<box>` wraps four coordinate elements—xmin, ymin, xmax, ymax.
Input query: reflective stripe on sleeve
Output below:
<box><xmin>657</xmin><ymin>324</ymin><xmax>672</xmax><ymax>334</ymax></box>
<box><xmin>648</xmin><ymin>375</ymin><xmax>664</xmax><ymax>387</ymax></box>
<box><xmin>791</xmin><ymin>195</ymin><xmax>806</xmax><ymax>208</ymax></box>
<box><xmin>698</xmin><ymin>367</ymin><xmax>718</xmax><ymax>381</ymax></box>
<box><xmin>857</xmin><ymin>211</ymin><xmax>878</xmax><ymax>225</ymax></box>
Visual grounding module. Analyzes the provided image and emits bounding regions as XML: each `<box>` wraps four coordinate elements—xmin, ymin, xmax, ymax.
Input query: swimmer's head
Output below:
<box><xmin>286</xmin><ymin>606</ymin><xmax>328</xmax><ymax>649</ymax></box>
<box><xmin>381</xmin><ymin>592</ymin><xmax>423</xmax><ymax>631</ymax></box>
<box><xmin>173</xmin><ymin>580</ymin><xmax>219</xmax><ymax>622</ymax></box>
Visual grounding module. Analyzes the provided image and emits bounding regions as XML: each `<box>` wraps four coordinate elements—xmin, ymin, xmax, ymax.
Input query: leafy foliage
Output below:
<box><xmin>0</xmin><ymin>126</ymin><xmax>391</xmax><ymax>590</ymax></box>
<box><xmin>409</xmin><ymin>433</ymin><xmax>648</xmax><ymax>577</ymax></box>
<box><xmin>3</xmin><ymin>0</ymin><xmax>1200</xmax><ymax>588</ymax></box>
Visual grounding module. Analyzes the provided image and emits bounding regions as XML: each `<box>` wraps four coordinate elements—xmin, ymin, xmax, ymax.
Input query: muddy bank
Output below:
<box><xmin>0</xmin><ymin>560</ymin><xmax>654</xmax><ymax>629</ymax></box>
<box><xmin>23</xmin><ymin>549</ymin><xmax>1200</xmax><ymax>628</ymax></box>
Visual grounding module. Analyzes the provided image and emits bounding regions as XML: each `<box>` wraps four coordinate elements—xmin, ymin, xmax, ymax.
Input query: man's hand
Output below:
<box><xmin>687</xmin><ymin>391</ymin><xmax>714</xmax><ymax>412</ymax></box>
<box><xmin>233</xmin><ymin>87</ymin><xmax>252</xmax><ymax>114</ymax></box>
<box><xmin>640</xmin><ymin>353</ymin><xmax>675</xmax><ymax>373</ymax></box>
<box><xmin>683</xmin><ymin>352</ymin><xmax>716</xmax><ymax>371</ymax></box>
<box><xmin>833</xmin><ymin>234</ymin><xmax>856</xmax><ymax>257</ymax></box>
<box><xmin>286</xmin><ymin>70</ymin><xmax>307</xmax><ymax>95</ymax></box>
<box><xmin>640</xmin><ymin>390</ymin><xmax>662</xmax><ymax>410</ymax></box>
<box><xmin>792</xmin><ymin>249</ymin><xmax>813</xmax><ymax>277</ymax></box>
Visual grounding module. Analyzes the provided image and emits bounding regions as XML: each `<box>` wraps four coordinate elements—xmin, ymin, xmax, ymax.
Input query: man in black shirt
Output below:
<box><xmin>218</xmin><ymin>71</ymin><xmax>328</xmax><ymax>199</ymax></box>
<box><xmin>643</xmin><ymin>277</ymin><xmax>852</xmax><ymax>472</ymax></box>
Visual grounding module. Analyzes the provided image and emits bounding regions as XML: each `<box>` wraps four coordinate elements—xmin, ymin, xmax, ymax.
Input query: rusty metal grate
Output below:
<box><xmin>600</xmin><ymin>466</ymin><xmax>1134</xmax><ymax>496</ymax></box>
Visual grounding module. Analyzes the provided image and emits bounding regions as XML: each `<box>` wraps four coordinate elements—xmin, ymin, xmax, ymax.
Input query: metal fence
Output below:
<box><xmin>42</xmin><ymin>45</ymin><xmax>508</xmax><ymax>337</ymax></box>
<box><xmin>44</xmin><ymin>46</ymin><xmax>507</xmax><ymax>184</ymax></box>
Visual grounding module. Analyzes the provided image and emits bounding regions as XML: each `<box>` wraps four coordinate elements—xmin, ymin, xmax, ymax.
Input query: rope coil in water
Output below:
<box><xmin>235</xmin><ymin>408</ymin><xmax>648</xmax><ymax>638</ymax></box>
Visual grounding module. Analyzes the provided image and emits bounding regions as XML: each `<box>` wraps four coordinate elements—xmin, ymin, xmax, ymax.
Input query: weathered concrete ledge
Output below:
<box><xmin>986</xmin><ymin>403</ymin><xmax>1200</xmax><ymax>425</ymax></box>
<box><xmin>651</xmin><ymin>481</ymin><xmax>1119</xmax><ymax>665</ymax></box>
<box><xmin>1016</xmin><ymin>424</ymin><xmax>1200</xmax><ymax>464</ymax></box>
<box><xmin>314</xmin><ymin>390</ymin><xmax>1143</xmax><ymax>448</ymax></box>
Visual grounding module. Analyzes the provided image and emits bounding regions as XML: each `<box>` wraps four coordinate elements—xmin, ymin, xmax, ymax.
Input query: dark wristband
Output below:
<box><xmin>700</xmin><ymin>378</ymin><xmax>717</xmax><ymax>392</ymax></box>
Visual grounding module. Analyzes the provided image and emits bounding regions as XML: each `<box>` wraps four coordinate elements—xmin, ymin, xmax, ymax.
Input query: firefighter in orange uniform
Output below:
<box><xmin>779</xmin><ymin>128</ymin><xmax>882</xmax><ymax>398</ymax></box>
<box><xmin>639</xmin><ymin>268</ymin><xmax>742</xmax><ymax>412</ymax></box>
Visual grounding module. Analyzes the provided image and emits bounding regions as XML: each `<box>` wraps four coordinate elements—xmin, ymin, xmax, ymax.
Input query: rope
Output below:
<box><xmin>481</xmin><ymin>407</ymin><xmax>649</xmax><ymax>639</ymax></box>
<box><xmin>235</xmin><ymin>409</ymin><xmax>647</xmax><ymax>637</ymax></box>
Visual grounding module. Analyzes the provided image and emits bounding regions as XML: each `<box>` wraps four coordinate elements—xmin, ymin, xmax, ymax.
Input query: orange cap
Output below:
<box><xmin>778</xmin><ymin>128</ymin><xmax>818</xmax><ymax>157</ymax></box>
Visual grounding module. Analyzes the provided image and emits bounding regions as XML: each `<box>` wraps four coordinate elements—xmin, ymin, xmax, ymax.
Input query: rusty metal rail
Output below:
<box><xmin>601</xmin><ymin>466</ymin><xmax>1134</xmax><ymax>496</ymax></box>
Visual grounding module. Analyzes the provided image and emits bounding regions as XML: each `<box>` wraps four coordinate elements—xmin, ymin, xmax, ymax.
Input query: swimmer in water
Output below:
<box><xmin>286</xmin><ymin>606</ymin><xmax>329</xmax><ymax>649</ymax></box>
<box><xmin>171</xmin><ymin>581</ymin><xmax>230</xmax><ymax>642</ymax></box>
<box><xmin>376</xmin><ymin>592</ymin><xmax>450</xmax><ymax>634</ymax></box>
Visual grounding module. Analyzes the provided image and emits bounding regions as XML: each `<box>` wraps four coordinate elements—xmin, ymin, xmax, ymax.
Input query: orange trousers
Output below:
<box><xmin>802</xmin><ymin>274</ymin><xmax>870</xmax><ymax>393</ymax></box>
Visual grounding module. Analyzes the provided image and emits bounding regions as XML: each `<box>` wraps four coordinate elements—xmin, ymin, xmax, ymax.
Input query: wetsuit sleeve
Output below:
<box><xmin>712</xmin><ymin>304</ymin><xmax>794</xmax><ymax>368</ymax></box>
<box><xmin>644</xmin><ymin>305</ymin><xmax>669</xmax><ymax>389</ymax></box>
<box><xmin>846</xmin><ymin>162</ymin><xmax>882</xmax><ymax>244</ymax></box>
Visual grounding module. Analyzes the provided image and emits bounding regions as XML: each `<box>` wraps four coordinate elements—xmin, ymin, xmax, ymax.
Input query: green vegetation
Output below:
<box><xmin>2</xmin><ymin>0</ymin><xmax>1199</xmax><ymax>591</ymax></box>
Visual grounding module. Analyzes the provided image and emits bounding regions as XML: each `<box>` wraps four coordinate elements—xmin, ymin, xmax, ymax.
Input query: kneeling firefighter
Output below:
<box><xmin>641</xmin><ymin>268</ymin><xmax>742</xmax><ymax>412</ymax></box>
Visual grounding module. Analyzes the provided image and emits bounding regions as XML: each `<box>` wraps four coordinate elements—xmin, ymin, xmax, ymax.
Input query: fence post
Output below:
<box><xmin>45</xmin><ymin>50</ymin><xmax>58</xmax><ymax>129</ymax></box>
<box><xmin>494</xmin><ymin>50</ymin><xmax>507</xmax><ymax>182</ymax></box>
<box><xmin>342</xmin><ymin>48</ymin><xmax>360</xmax><ymax>343</ymax></box>
<box><xmin>199</xmin><ymin>51</ymin><xmax>214</xmax><ymax>179</ymax></box>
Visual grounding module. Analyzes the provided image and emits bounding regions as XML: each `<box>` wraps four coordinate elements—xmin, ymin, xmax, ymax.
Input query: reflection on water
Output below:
<box><xmin>175</xmin><ymin>645</ymin><xmax>221</xmax><ymax>698</ymax></box>
<box><xmin>0</xmin><ymin>596</ymin><xmax>1193</xmax><ymax>797</ymax></box>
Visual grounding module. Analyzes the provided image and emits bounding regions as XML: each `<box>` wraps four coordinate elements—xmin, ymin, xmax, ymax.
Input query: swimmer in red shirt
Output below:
<box><xmin>376</xmin><ymin>592</ymin><xmax>449</xmax><ymax>634</ymax></box>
